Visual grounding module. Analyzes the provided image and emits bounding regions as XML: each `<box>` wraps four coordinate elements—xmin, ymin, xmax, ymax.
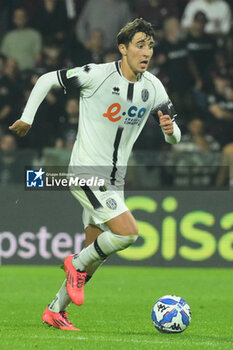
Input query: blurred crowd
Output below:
<box><xmin>0</xmin><ymin>0</ymin><xmax>233</xmax><ymax>186</ymax></box>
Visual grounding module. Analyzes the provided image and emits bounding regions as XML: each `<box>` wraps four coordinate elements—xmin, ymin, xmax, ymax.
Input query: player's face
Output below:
<box><xmin>120</xmin><ymin>32</ymin><xmax>155</xmax><ymax>81</ymax></box>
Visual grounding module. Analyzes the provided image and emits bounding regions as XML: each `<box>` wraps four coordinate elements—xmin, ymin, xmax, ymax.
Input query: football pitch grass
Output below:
<box><xmin>1</xmin><ymin>266</ymin><xmax>233</xmax><ymax>350</ymax></box>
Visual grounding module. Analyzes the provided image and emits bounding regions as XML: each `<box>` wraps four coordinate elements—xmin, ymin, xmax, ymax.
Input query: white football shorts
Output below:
<box><xmin>70</xmin><ymin>184</ymin><xmax>128</xmax><ymax>231</ymax></box>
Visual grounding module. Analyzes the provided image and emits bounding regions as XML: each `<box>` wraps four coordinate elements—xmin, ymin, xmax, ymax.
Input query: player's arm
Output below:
<box><xmin>151</xmin><ymin>100</ymin><xmax>181</xmax><ymax>144</ymax></box>
<box><xmin>9</xmin><ymin>71</ymin><xmax>61</xmax><ymax>137</ymax></box>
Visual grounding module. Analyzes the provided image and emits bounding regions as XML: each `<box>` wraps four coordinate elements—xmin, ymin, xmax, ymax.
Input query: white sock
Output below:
<box><xmin>86</xmin><ymin>259</ymin><xmax>106</xmax><ymax>276</ymax></box>
<box><xmin>72</xmin><ymin>231</ymin><xmax>137</xmax><ymax>271</ymax></box>
<box><xmin>48</xmin><ymin>279</ymin><xmax>71</xmax><ymax>313</ymax></box>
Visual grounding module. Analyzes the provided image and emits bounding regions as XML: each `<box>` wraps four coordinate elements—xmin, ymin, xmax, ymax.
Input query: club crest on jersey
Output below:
<box><xmin>112</xmin><ymin>86</ymin><xmax>120</xmax><ymax>95</ymax></box>
<box><xmin>141</xmin><ymin>89</ymin><xmax>149</xmax><ymax>102</ymax></box>
<box><xmin>106</xmin><ymin>198</ymin><xmax>117</xmax><ymax>210</ymax></box>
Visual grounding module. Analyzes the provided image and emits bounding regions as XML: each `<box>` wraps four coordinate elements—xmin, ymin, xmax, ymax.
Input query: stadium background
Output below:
<box><xmin>0</xmin><ymin>0</ymin><xmax>233</xmax><ymax>267</ymax></box>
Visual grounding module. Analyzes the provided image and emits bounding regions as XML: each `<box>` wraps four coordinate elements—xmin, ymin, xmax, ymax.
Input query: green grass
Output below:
<box><xmin>1</xmin><ymin>266</ymin><xmax>233</xmax><ymax>350</ymax></box>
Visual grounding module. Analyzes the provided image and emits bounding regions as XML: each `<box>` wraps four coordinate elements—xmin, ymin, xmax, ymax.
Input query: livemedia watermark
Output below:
<box><xmin>25</xmin><ymin>168</ymin><xmax>105</xmax><ymax>190</ymax></box>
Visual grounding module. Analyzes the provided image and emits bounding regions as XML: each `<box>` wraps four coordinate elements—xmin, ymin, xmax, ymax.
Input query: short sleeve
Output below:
<box><xmin>152</xmin><ymin>77</ymin><xmax>169</xmax><ymax>109</ymax></box>
<box><xmin>57</xmin><ymin>64</ymin><xmax>101</xmax><ymax>96</ymax></box>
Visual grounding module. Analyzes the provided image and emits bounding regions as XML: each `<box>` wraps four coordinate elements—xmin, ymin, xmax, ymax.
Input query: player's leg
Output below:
<box><xmin>106</xmin><ymin>209</ymin><xmax>138</xmax><ymax>236</ymax></box>
<box><xmin>47</xmin><ymin>225</ymin><xmax>102</xmax><ymax>311</ymax></box>
<box><xmin>48</xmin><ymin>280</ymin><xmax>71</xmax><ymax>313</ymax></box>
<box><xmin>65</xmin><ymin>210</ymin><xmax>138</xmax><ymax>305</ymax></box>
<box><xmin>64</xmin><ymin>186</ymin><xmax>138</xmax><ymax>305</ymax></box>
<box><xmin>84</xmin><ymin>224</ymin><xmax>105</xmax><ymax>283</ymax></box>
<box><xmin>42</xmin><ymin>278</ymin><xmax>79</xmax><ymax>331</ymax></box>
<box><xmin>72</xmin><ymin>210</ymin><xmax>137</xmax><ymax>272</ymax></box>
<box><xmin>85</xmin><ymin>224</ymin><xmax>103</xmax><ymax>247</ymax></box>
<box><xmin>42</xmin><ymin>224</ymin><xmax>102</xmax><ymax>330</ymax></box>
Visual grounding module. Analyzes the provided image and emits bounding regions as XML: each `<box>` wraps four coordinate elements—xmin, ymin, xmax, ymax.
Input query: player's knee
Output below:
<box><xmin>97</xmin><ymin>230</ymin><xmax>138</xmax><ymax>254</ymax></box>
<box><xmin>114</xmin><ymin>233</ymin><xmax>138</xmax><ymax>250</ymax></box>
<box><xmin>126</xmin><ymin>234</ymin><xmax>138</xmax><ymax>245</ymax></box>
<box><xmin>116</xmin><ymin>224</ymin><xmax>138</xmax><ymax>237</ymax></box>
<box><xmin>107</xmin><ymin>211</ymin><xmax>138</xmax><ymax>236</ymax></box>
<box><xmin>126</xmin><ymin>222</ymin><xmax>138</xmax><ymax>236</ymax></box>
<box><xmin>111</xmin><ymin>218</ymin><xmax>138</xmax><ymax>236</ymax></box>
<box><xmin>128</xmin><ymin>217</ymin><xmax>138</xmax><ymax>236</ymax></box>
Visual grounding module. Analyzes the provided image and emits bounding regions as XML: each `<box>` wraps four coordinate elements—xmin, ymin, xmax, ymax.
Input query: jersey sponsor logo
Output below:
<box><xmin>141</xmin><ymin>89</ymin><xmax>149</xmax><ymax>102</ymax></box>
<box><xmin>103</xmin><ymin>103</ymin><xmax>122</xmax><ymax>122</ymax></box>
<box><xmin>103</xmin><ymin>102</ymin><xmax>147</xmax><ymax>125</ymax></box>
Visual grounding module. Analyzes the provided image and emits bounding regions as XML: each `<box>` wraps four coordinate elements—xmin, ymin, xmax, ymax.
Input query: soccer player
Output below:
<box><xmin>9</xmin><ymin>18</ymin><xmax>181</xmax><ymax>331</ymax></box>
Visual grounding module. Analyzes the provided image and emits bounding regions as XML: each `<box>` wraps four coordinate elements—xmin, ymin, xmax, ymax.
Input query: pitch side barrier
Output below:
<box><xmin>0</xmin><ymin>185</ymin><xmax>233</xmax><ymax>266</ymax></box>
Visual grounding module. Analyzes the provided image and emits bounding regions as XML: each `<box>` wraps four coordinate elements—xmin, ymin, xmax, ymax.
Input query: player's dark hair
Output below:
<box><xmin>117</xmin><ymin>18</ymin><xmax>155</xmax><ymax>46</ymax></box>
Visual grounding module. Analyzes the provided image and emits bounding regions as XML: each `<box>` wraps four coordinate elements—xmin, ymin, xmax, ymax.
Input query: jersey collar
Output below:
<box><xmin>115</xmin><ymin>60</ymin><xmax>143</xmax><ymax>83</ymax></box>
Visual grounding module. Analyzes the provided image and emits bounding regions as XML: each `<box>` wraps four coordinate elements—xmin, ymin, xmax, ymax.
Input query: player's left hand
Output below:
<box><xmin>9</xmin><ymin>119</ymin><xmax>31</xmax><ymax>137</ymax></box>
<box><xmin>158</xmin><ymin>110</ymin><xmax>174</xmax><ymax>136</ymax></box>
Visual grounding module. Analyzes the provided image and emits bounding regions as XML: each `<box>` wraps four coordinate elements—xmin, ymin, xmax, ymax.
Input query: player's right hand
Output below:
<box><xmin>9</xmin><ymin>120</ymin><xmax>31</xmax><ymax>137</ymax></box>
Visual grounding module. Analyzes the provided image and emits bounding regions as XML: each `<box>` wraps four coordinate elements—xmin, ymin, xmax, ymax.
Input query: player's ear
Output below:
<box><xmin>118</xmin><ymin>44</ymin><xmax>127</xmax><ymax>56</ymax></box>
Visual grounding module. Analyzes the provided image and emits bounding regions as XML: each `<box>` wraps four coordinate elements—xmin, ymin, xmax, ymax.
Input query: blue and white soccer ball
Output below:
<box><xmin>151</xmin><ymin>295</ymin><xmax>191</xmax><ymax>333</ymax></box>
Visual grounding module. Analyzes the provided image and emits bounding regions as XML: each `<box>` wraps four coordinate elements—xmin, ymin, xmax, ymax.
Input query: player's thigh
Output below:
<box><xmin>85</xmin><ymin>224</ymin><xmax>103</xmax><ymax>247</ymax></box>
<box><xmin>106</xmin><ymin>210</ymin><xmax>138</xmax><ymax>236</ymax></box>
<box><xmin>71</xmin><ymin>186</ymin><xmax>129</xmax><ymax>229</ymax></box>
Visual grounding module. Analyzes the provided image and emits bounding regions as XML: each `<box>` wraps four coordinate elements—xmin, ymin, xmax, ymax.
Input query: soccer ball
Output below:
<box><xmin>151</xmin><ymin>295</ymin><xmax>191</xmax><ymax>333</ymax></box>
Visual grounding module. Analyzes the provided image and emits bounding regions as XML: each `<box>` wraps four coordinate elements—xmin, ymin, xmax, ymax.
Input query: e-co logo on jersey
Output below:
<box><xmin>103</xmin><ymin>103</ymin><xmax>146</xmax><ymax>125</ymax></box>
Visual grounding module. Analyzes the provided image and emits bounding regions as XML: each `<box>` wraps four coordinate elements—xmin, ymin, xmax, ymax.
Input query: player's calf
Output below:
<box><xmin>64</xmin><ymin>229</ymin><xmax>138</xmax><ymax>306</ymax></box>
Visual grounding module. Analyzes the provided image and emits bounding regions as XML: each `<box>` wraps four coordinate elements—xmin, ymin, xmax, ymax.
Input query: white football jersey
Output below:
<box><xmin>57</xmin><ymin>61</ymin><xmax>169</xmax><ymax>184</ymax></box>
